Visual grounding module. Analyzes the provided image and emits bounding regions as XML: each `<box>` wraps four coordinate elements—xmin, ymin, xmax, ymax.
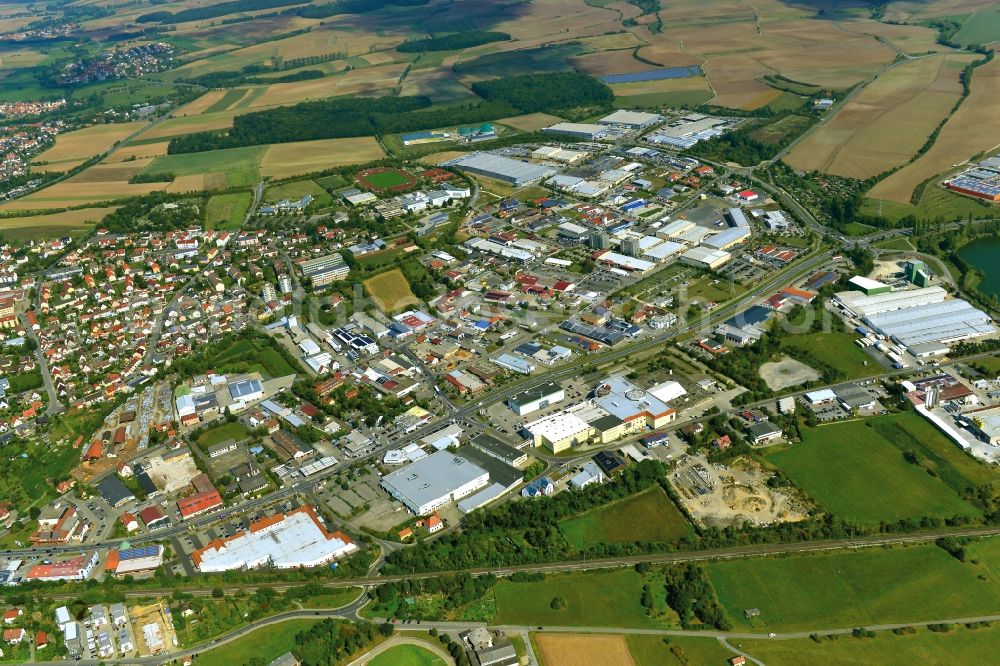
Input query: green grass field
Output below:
<box><xmin>197</xmin><ymin>421</ymin><xmax>248</xmax><ymax>448</ymax></box>
<box><xmin>205</xmin><ymin>192</ymin><xmax>252</xmax><ymax>229</ymax></box>
<box><xmin>195</xmin><ymin>619</ymin><xmax>317</xmax><ymax>666</ymax></box>
<box><xmin>708</xmin><ymin>539</ymin><xmax>1000</xmax><ymax>631</ymax></box>
<box><xmin>863</xmin><ymin>184</ymin><xmax>994</xmax><ymax>223</ymax></box>
<box><xmin>299</xmin><ymin>587</ymin><xmax>363</xmax><ymax>609</ymax></box>
<box><xmin>766</xmin><ymin>414</ymin><xmax>984</xmax><ymax>523</ymax></box>
<box><xmin>952</xmin><ymin>9</ymin><xmax>1000</xmax><ymax>47</ymax></box>
<box><xmin>212</xmin><ymin>338</ymin><xmax>301</xmax><ymax>378</ymax></box>
<box><xmin>142</xmin><ymin>145</ymin><xmax>265</xmax><ymax>188</ymax></box>
<box><xmin>369</xmin><ymin>644</ymin><xmax>445</xmax><ymax>666</ymax></box>
<box><xmin>206</xmin><ymin>88</ymin><xmax>248</xmax><ymax>113</ymax></box>
<box><xmin>780</xmin><ymin>331</ymin><xmax>878</xmax><ymax>380</ymax></box>
<box><xmin>559</xmin><ymin>486</ymin><xmax>693</xmax><ymax>550</ymax></box>
<box><xmin>738</xmin><ymin>624</ymin><xmax>1000</xmax><ymax>665</ymax></box>
<box><xmin>495</xmin><ymin>569</ymin><xmax>668</xmax><ymax>629</ymax></box>
<box><xmin>264</xmin><ymin>179</ymin><xmax>332</xmax><ymax>207</ymax></box>
<box><xmin>626</xmin><ymin>634</ymin><xmax>736</xmax><ymax>666</ymax></box>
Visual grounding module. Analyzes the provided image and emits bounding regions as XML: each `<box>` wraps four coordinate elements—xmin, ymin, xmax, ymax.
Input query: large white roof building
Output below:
<box><xmin>380</xmin><ymin>450</ymin><xmax>490</xmax><ymax>515</ymax></box>
<box><xmin>192</xmin><ymin>507</ymin><xmax>357</xmax><ymax>572</ymax></box>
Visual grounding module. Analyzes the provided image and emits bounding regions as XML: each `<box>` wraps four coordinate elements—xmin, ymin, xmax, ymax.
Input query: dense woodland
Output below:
<box><xmin>398</xmin><ymin>31</ymin><xmax>511</xmax><ymax>52</ymax></box>
<box><xmin>471</xmin><ymin>71</ymin><xmax>614</xmax><ymax>114</ymax></box>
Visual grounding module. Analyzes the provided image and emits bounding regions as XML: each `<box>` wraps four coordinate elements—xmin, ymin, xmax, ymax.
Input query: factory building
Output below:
<box><xmin>847</xmin><ymin>275</ymin><xmax>891</xmax><ymax>296</ymax></box>
<box><xmin>446</xmin><ymin>153</ymin><xmax>555</xmax><ymax>186</ymax></box>
<box><xmin>598</xmin><ymin>110</ymin><xmax>663</xmax><ymax>129</ymax></box>
<box><xmin>541</xmin><ymin>123</ymin><xmax>608</xmax><ymax>140</ymax></box>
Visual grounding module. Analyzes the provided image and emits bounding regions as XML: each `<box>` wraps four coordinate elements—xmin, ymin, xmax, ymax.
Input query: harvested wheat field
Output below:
<box><xmin>492</xmin><ymin>0</ymin><xmax>621</xmax><ymax>41</ymax></box>
<box><xmin>103</xmin><ymin>141</ymin><xmax>170</xmax><ymax>163</ymax></box>
<box><xmin>166</xmin><ymin>174</ymin><xmax>212</xmax><ymax>193</ymax></box>
<box><xmin>32</xmin><ymin>122</ymin><xmax>149</xmax><ymax>172</ymax></box>
<box><xmin>578</xmin><ymin>31</ymin><xmax>646</xmax><ymax>51</ymax></box>
<box><xmin>248</xmin><ymin>76</ymin><xmax>345</xmax><ymax>108</ymax></box>
<box><xmin>0</xmin><ymin>181</ymin><xmax>168</xmax><ymax>210</ymax></box>
<box><xmin>869</xmin><ymin>55</ymin><xmax>1000</xmax><ymax>204</ymax></box>
<box><xmin>171</xmin><ymin>90</ymin><xmax>228</xmax><ymax>117</ymax></box>
<box><xmin>142</xmin><ymin>110</ymin><xmax>239</xmax><ymax>139</ymax></box>
<box><xmin>498</xmin><ymin>112</ymin><xmax>565</xmax><ymax>132</ymax></box>
<box><xmin>67</xmin><ymin>159</ymin><xmax>152</xmax><ymax>183</ymax></box>
<box><xmin>259</xmin><ymin>137</ymin><xmax>385</xmax><ymax>179</ymax></box>
<box><xmin>534</xmin><ymin>634</ymin><xmax>635</xmax><ymax>666</ymax></box>
<box><xmin>785</xmin><ymin>54</ymin><xmax>974</xmax><ymax>179</ymax></box>
<box><xmin>363</xmin><ymin>268</ymin><xmax>421</xmax><ymax>313</ymax></box>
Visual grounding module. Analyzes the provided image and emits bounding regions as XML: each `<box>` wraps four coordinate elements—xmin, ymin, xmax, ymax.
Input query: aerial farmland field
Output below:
<box><xmin>32</xmin><ymin>122</ymin><xmax>150</xmax><ymax>172</ymax></box>
<box><xmin>868</xmin><ymin>56</ymin><xmax>1000</xmax><ymax>204</ymax></box>
<box><xmin>785</xmin><ymin>54</ymin><xmax>975</xmax><ymax>179</ymax></box>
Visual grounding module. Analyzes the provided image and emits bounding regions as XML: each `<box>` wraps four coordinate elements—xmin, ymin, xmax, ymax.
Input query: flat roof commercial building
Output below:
<box><xmin>381</xmin><ymin>450</ymin><xmax>490</xmax><ymax>515</ymax></box>
<box><xmin>835</xmin><ymin>285</ymin><xmax>947</xmax><ymax>318</ymax></box>
<box><xmin>847</xmin><ymin>275</ymin><xmax>891</xmax><ymax>296</ymax></box>
<box><xmin>599</xmin><ymin>110</ymin><xmax>662</xmax><ymax>129</ymax></box>
<box><xmin>594</xmin><ymin>374</ymin><xmax>677</xmax><ymax>430</ymax></box>
<box><xmin>192</xmin><ymin>507</ymin><xmax>357</xmax><ymax>572</ymax></box>
<box><xmin>679</xmin><ymin>246</ymin><xmax>732</xmax><ymax>270</ymax></box>
<box><xmin>525</xmin><ymin>411</ymin><xmax>594</xmax><ymax>453</ymax></box>
<box><xmin>446</xmin><ymin>152</ymin><xmax>555</xmax><ymax>186</ymax></box>
<box><xmin>864</xmin><ymin>298</ymin><xmax>995</xmax><ymax>351</ymax></box>
<box><xmin>542</xmin><ymin>123</ymin><xmax>607</xmax><ymax>140</ymax></box>
<box><xmin>105</xmin><ymin>545</ymin><xmax>163</xmax><ymax>576</ymax></box>
<box><xmin>508</xmin><ymin>381</ymin><xmax>564</xmax><ymax>417</ymax></box>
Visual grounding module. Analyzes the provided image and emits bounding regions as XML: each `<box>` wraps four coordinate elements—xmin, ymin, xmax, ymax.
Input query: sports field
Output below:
<box><xmin>495</xmin><ymin>569</ymin><xmax>667</xmax><ymax>629</ymax></box>
<box><xmin>259</xmin><ymin>137</ymin><xmax>385</xmax><ymax>179</ymax></box>
<box><xmin>765</xmin><ymin>414</ymin><xmax>984</xmax><ymax>523</ymax></box>
<box><xmin>0</xmin><ymin>207</ymin><xmax>114</xmax><ymax>240</ymax></box>
<box><xmin>357</xmin><ymin>167</ymin><xmax>417</xmax><ymax>192</ymax></box>
<box><xmin>534</xmin><ymin>634</ymin><xmax>635</xmax><ymax>666</ymax></box>
<box><xmin>32</xmin><ymin>122</ymin><xmax>149</xmax><ymax>172</ymax></box>
<box><xmin>868</xmin><ymin>56</ymin><xmax>1000</xmax><ymax>204</ymax></box>
<box><xmin>363</xmin><ymin>269</ymin><xmax>421</xmax><ymax>313</ymax></box>
<box><xmin>785</xmin><ymin>54</ymin><xmax>974</xmax><ymax>179</ymax></box>
<box><xmin>739</xmin><ymin>624</ymin><xmax>1000</xmax><ymax>665</ymax></box>
<box><xmin>559</xmin><ymin>486</ymin><xmax>693</xmax><ymax>550</ymax></box>
<box><xmin>205</xmin><ymin>192</ymin><xmax>252</xmax><ymax>230</ymax></box>
<box><xmin>707</xmin><ymin>538</ymin><xmax>1000</xmax><ymax>631</ymax></box>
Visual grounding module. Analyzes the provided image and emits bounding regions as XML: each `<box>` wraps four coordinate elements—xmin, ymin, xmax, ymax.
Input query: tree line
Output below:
<box><xmin>398</xmin><ymin>31</ymin><xmax>511</xmax><ymax>53</ymax></box>
<box><xmin>299</xmin><ymin>0</ymin><xmax>429</xmax><ymax>19</ymax></box>
<box><xmin>138</xmin><ymin>0</ymin><xmax>303</xmax><ymax>23</ymax></box>
<box><xmin>471</xmin><ymin>71</ymin><xmax>614</xmax><ymax>115</ymax></box>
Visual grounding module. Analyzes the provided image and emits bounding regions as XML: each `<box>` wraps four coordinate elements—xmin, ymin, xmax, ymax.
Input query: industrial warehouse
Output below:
<box><xmin>191</xmin><ymin>507</ymin><xmax>357</xmax><ymax>572</ymax></box>
<box><xmin>445</xmin><ymin>152</ymin><xmax>555</xmax><ymax>186</ymax></box>
<box><xmin>835</xmin><ymin>285</ymin><xmax>995</xmax><ymax>355</ymax></box>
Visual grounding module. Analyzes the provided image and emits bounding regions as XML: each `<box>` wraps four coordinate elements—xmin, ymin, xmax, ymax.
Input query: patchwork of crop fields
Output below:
<box><xmin>785</xmin><ymin>54</ymin><xmax>975</xmax><ymax>179</ymax></box>
<box><xmin>869</xmin><ymin>56</ymin><xmax>1000</xmax><ymax>204</ymax></box>
<box><xmin>32</xmin><ymin>122</ymin><xmax>150</xmax><ymax>172</ymax></box>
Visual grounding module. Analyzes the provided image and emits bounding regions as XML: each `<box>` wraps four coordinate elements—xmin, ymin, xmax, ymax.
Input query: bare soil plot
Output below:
<box><xmin>785</xmin><ymin>54</ymin><xmax>974</xmax><ymax>179</ymax></box>
<box><xmin>571</xmin><ymin>49</ymin><xmax>659</xmax><ymax>76</ymax></box>
<box><xmin>634</xmin><ymin>42</ymin><xmax>706</xmax><ymax>68</ymax></box>
<box><xmin>497</xmin><ymin>112</ymin><xmax>565</xmax><ymax>132</ymax></box>
<box><xmin>417</xmin><ymin>150</ymin><xmax>467</xmax><ymax>165</ymax></box>
<box><xmin>247</xmin><ymin>75</ymin><xmax>344</xmax><ymax>108</ymax></box>
<box><xmin>259</xmin><ymin>137</ymin><xmax>385</xmax><ymax>179</ymax></box>
<box><xmin>869</xmin><ymin>55</ymin><xmax>1000</xmax><ymax>203</ymax></box>
<box><xmin>704</xmin><ymin>54</ymin><xmax>780</xmax><ymax>110</ymax></box>
<box><xmin>534</xmin><ymin>634</ymin><xmax>635</xmax><ymax>666</ymax></box>
<box><xmin>759</xmin><ymin>355</ymin><xmax>820</xmax><ymax>390</ymax></box>
<box><xmin>146</xmin><ymin>453</ymin><xmax>200</xmax><ymax>493</ymax></box>
<box><xmin>32</xmin><ymin>122</ymin><xmax>149</xmax><ymax>172</ymax></box>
